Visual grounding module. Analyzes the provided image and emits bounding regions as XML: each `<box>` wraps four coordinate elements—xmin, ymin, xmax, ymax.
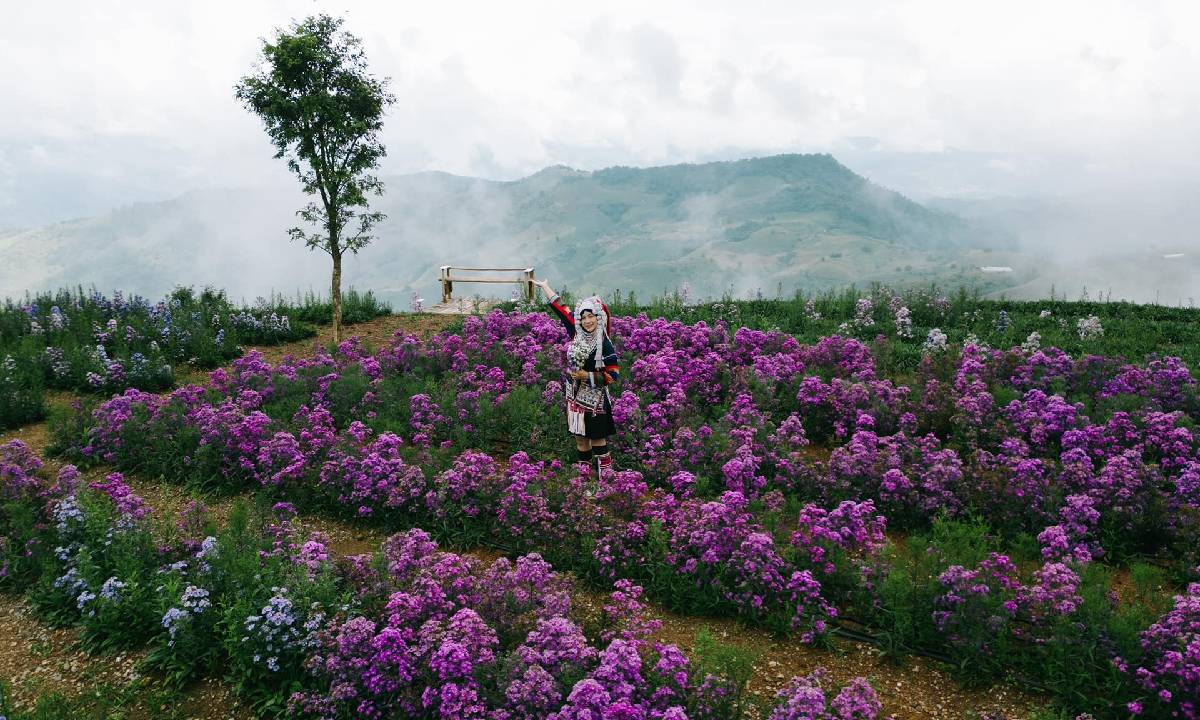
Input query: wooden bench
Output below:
<box><xmin>439</xmin><ymin>266</ymin><xmax>536</xmax><ymax>303</ymax></box>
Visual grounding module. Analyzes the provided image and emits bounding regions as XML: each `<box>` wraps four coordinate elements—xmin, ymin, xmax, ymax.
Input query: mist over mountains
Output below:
<box><xmin>2</xmin><ymin>153</ymin><xmax>1043</xmax><ymax>306</ymax></box>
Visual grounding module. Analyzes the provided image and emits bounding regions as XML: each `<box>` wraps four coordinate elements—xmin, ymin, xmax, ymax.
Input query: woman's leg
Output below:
<box><xmin>574</xmin><ymin>435</ymin><xmax>592</xmax><ymax>473</ymax></box>
<box><xmin>591</xmin><ymin>437</ymin><xmax>613</xmax><ymax>475</ymax></box>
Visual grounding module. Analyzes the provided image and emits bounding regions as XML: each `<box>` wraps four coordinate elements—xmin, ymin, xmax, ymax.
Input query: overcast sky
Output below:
<box><xmin>1</xmin><ymin>0</ymin><xmax>1198</xmax><ymax>226</ymax></box>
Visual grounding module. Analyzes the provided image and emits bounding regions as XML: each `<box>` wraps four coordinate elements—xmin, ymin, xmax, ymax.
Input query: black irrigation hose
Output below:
<box><xmin>826</xmin><ymin>619</ymin><xmax>1058</xmax><ymax>695</ymax></box>
<box><xmin>828</xmin><ymin>620</ymin><xmax>957</xmax><ymax>667</ymax></box>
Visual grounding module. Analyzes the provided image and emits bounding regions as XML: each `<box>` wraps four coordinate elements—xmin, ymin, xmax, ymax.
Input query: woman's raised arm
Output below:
<box><xmin>534</xmin><ymin>279</ymin><xmax>557</xmax><ymax>301</ymax></box>
<box><xmin>536</xmin><ymin>279</ymin><xmax>575</xmax><ymax>336</ymax></box>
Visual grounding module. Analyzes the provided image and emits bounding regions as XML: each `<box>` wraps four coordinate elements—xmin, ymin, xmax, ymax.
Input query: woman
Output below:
<box><xmin>534</xmin><ymin>279</ymin><xmax>620</xmax><ymax>476</ymax></box>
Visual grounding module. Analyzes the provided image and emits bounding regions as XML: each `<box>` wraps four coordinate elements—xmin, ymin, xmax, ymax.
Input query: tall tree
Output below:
<box><xmin>235</xmin><ymin>14</ymin><xmax>394</xmax><ymax>342</ymax></box>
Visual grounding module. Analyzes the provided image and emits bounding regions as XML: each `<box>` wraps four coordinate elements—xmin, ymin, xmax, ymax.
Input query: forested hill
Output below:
<box><xmin>0</xmin><ymin>154</ymin><xmax>1022</xmax><ymax>303</ymax></box>
<box><xmin>562</xmin><ymin>153</ymin><xmax>966</xmax><ymax>247</ymax></box>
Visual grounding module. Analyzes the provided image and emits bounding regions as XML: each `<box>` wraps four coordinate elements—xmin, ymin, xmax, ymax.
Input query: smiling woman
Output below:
<box><xmin>534</xmin><ymin>279</ymin><xmax>622</xmax><ymax>481</ymax></box>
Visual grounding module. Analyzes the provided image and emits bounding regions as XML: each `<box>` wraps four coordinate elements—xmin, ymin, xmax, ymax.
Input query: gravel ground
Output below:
<box><xmin>0</xmin><ymin>593</ymin><xmax>253</xmax><ymax>719</ymax></box>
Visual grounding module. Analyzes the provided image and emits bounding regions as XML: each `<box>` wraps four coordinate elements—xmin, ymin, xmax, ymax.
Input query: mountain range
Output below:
<box><xmin>0</xmin><ymin>154</ymin><xmax>1030</xmax><ymax>305</ymax></box>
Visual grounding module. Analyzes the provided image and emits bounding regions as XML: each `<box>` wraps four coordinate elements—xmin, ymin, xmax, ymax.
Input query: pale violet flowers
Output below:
<box><xmin>923</xmin><ymin>328</ymin><xmax>948</xmax><ymax>353</ymax></box>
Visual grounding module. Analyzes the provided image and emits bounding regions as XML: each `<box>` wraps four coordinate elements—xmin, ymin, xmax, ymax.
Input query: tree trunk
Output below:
<box><xmin>331</xmin><ymin>250</ymin><xmax>343</xmax><ymax>344</ymax></box>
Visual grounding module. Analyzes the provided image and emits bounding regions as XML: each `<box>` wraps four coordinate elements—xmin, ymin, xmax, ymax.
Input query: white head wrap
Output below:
<box><xmin>569</xmin><ymin>295</ymin><xmax>608</xmax><ymax>371</ymax></box>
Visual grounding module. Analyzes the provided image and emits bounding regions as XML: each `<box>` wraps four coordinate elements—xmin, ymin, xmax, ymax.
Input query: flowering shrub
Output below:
<box><xmin>923</xmin><ymin>328</ymin><xmax>948</xmax><ymax>353</ymax></box>
<box><xmin>1123</xmin><ymin>581</ymin><xmax>1200</xmax><ymax>719</ymax></box>
<box><xmin>148</xmin><ymin>581</ymin><xmax>219</xmax><ymax>686</ymax></box>
<box><xmin>1078</xmin><ymin>315</ymin><xmax>1105</xmax><ymax>341</ymax></box>
<box><xmin>16</xmin><ymin>467</ymin><xmax>162</xmax><ymax>650</ymax></box>
<box><xmin>893</xmin><ymin>306</ymin><xmax>913</xmax><ymax>340</ymax></box>
<box><xmin>931</xmin><ymin>553</ymin><xmax>1021</xmax><ymax>674</ymax></box>
<box><xmin>768</xmin><ymin>668</ymin><xmax>886</xmax><ymax>720</ymax></box>
<box><xmin>1021</xmin><ymin>331</ymin><xmax>1041</xmax><ymax>353</ymax></box>
<box><xmin>234</xmin><ymin>588</ymin><xmax>326</xmax><ymax>675</ymax></box>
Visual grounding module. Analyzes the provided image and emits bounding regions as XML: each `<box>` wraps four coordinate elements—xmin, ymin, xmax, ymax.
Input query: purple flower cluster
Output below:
<box><xmin>0</xmin><ymin>440</ymin><xmax>46</xmax><ymax>503</ymax></box>
<box><xmin>663</xmin><ymin>490</ymin><xmax>836</xmax><ymax>639</ymax></box>
<box><xmin>792</xmin><ymin>500</ymin><xmax>887</xmax><ymax>578</ymax></box>
<box><xmin>1121</xmin><ymin>581</ymin><xmax>1200</xmax><ymax>719</ymax></box>
<box><xmin>88</xmin><ymin>472</ymin><xmax>151</xmax><ymax>522</ymax></box>
<box><xmin>319</xmin><ymin>432</ymin><xmax>425</xmax><ymax>517</ymax></box>
<box><xmin>768</xmin><ymin>668</ymin><xmax>886</xmax><ymax>720</ymax></box>
<box><xmin>931</xmin><ymin>554</ymin><xmax>1021</xmax><ymax>654</ymax></box>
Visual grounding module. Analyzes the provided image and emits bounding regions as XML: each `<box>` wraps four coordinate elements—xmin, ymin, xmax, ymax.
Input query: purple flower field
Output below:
<box><xmin>13</xmin><ymin>306</ymin><xmax>1200</xmax><ymax>717</ymax></box>
<box><xmin>0</xmin><ymin>440</ymin><xmax>886</xmax><ymax>719</ymax></box>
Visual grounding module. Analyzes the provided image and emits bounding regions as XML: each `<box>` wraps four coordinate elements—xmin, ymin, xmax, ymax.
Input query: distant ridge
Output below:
<box><xmin>0</xmin><ymin>154</ymin><xmax>1020</xmax><ymax>303</ymax></box>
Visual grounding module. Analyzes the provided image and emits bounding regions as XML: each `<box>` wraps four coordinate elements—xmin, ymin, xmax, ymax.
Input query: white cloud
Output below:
<box><xmin>1</xmin><ymin>0</ymin><xmax>1198</xmax><ymax>223</ymax></box>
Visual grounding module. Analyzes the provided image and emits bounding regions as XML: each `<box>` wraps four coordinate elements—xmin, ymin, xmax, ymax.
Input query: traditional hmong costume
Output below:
<box><xmin>547</xmin><ymin>293</ymin><xmax>620</xmax><ymax>444</ymax></box>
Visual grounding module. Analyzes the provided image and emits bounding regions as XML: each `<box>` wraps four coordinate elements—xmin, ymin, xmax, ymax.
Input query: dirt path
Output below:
<box><xmin>0</xmin><ymin>313</ymin><xmax>1048</xmax><ymax>718</ymax></box>
<box><xmin>0</xmin><ymin>593</ymin><xmax>252</xmax><ymax>719</ymax></box>
<box><xmin>0</xmin><ymin>593</ymin><xmax>142</xmax><ymax>710</ymax></box>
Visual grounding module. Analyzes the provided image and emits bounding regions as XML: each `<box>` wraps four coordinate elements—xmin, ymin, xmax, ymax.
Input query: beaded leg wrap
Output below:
<box><xmin>594</xmin><ymin>447</ymin><xmax>613</xmax><ymax>476</ymax></box>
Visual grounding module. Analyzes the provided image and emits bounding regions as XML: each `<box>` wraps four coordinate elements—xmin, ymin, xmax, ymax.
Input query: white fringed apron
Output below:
<box><xmin>564</xmin><ymin>387</ymin><xmax>609</xmax><ymax>435</ymax></box>
<box><xmin>566</xmin><ymin>392</ymin><xmax>588</xmax><ymax>435</ymax></box>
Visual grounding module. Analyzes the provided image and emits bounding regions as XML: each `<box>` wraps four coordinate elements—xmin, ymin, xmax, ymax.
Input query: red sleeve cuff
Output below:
<box><xmin>551</xmin><ymin>299</ymin><xmax>574</xmax><ymax>324</ymax></box>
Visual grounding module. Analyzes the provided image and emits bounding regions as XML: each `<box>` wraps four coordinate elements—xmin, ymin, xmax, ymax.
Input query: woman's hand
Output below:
<box><xmin>570</xmin><ymin>370</ymin><xmax>589</xmax><ymax>381</ymax></box>
<box><xmin>535</xmin><ymin>279</ymin><xmax>556</xmax><ymax>299</ymax></box>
